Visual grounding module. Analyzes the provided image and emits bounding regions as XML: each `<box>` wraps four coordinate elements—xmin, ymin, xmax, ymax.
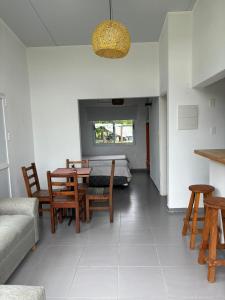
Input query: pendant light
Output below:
<box><xmin>92</xmin><ymin>0</ymin><xmax>131</xmax><ymax>59</ymax></box>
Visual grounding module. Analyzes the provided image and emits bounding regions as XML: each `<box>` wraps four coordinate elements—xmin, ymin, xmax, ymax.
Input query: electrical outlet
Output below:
<box><xmin>209</xmin><ymin>98</ymin><xmax>216</xmax><ymax>108</ymax></box>
<box><xmin>210</xmin><ymin>126</ymin><xmax>216</xmax><ymax>135</ymax></box>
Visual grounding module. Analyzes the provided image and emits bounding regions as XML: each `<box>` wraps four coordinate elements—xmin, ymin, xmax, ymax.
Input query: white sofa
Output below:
<box><xmin>0</xmin><ymin>197</ymin><xmax>39</xmax><ymax>284</ymax></box>
<box><xmin>0</xmin><ymin>285</ymin><xmax>45</xmax><ymax>300</ymax></box>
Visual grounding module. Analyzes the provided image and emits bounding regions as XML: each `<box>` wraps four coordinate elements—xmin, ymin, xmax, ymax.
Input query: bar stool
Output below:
<box><xmin>182</xmin><ymin>184</ymin><xmax>215</xmax><ymax>249</ymax></box>
<box><xmin>198</xmin><ymin>196</ymin><xmax>225</xmax><ymax>283</ymax></box>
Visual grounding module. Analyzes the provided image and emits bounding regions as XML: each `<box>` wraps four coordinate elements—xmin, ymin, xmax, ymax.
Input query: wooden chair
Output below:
<box><xmin>66</xmin><ymin>158</ymin><xmax>89</xmax><ymax>190</ymax></box>
<box><xmin>182</xmin><ymin>184</ymin><xmax>215</xmax><ymax>249</ymax></box>
<box><xmin>198</xmin><ymin>196</ymin><xmax>225</xmax><ymax>282</ymax></box>
<box><xmin>66</xmin><ymin>159</ymin><xmax>89</xmax><ymax>168</ymax></box>
<box><xmin>86</xmin><ymin>160</ymin><xmax>115</xmax><ymax>223</ymax></box>
<box><xmin>22</xmin><ymin>162</ymin><xmax>50</xmax><ymax>216</ymax></box>
<box><xmin>47</xmin><ymin>170</ymin><xmax>85</xmax><ymax>233</ymax></box>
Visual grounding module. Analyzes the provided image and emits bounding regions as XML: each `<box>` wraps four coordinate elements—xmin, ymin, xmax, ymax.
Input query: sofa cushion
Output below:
<box><xmin>0</xmin><ymin>285</ymin><xmax>46</xmax><ymax>300</ymax></box>
<box><xmin>0</xmin><ymin>215</ymin><xmax>33</xmax><ymax>261</ymax></box>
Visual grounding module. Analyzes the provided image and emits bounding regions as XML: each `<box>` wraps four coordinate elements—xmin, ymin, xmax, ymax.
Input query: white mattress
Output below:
<box><xmin>83</xmin><ymin>155</ymin><xmax>127</xmax><ymax>161</ymax></box>
<box><xmin>90</xmin><ymin>166</ymin><xmax>132</xmax><ymax>182</ymax></box>
<box><xmin>83</xmin><ymin>155</ymin><xmax>132</xmax><ymax>182</ymax></box>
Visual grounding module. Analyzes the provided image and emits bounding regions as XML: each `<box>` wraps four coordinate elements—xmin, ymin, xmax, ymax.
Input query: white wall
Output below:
<box><xmin>0</xmin><ymin>19</ymin><xmax>34</xmax><ymax>196</ymax></box>
<box><xmin>79</xmin><ymin>99</ymin><xmax>147</xmax><ymax>169</ymax></box>
<box><xmin>159</xmin><ymin>17</ymin><xmax>168</xmax><ymax>96</ymax></box>
<box><xmin>158</xmin><ymin>16</ymin><xmax>169</xmax><ymax>197</ymax></box>
<box><xmin>149</xmin><ymin>99</ymin><xmax>160</xmax><ymax>190</ymax></box>
<box><xmin>192</xmin><ymin>0</ymin><xmax>225</xmax><ymax>87</ymax></box>
<box><xmin>159</xmin><ymin>96</ymin><xmax>167</xmax><ymax>196</ymax></box>
<box><xmin>166</xmin><ymin>12</ymin><xmax>225</xmax><ymax>209</ymax></box>
<box><xmin>27</xmin><ymin>43</ymin><xmax>159</xmax><ymax>186</ymax></box>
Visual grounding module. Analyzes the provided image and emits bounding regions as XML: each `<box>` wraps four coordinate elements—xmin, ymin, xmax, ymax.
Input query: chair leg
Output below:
<box><xmin>109</xmin><ymin>210</ymin><xmax>113</xmax><ymax>223</ymax></box>
<box><xmin>190</xmin><ymin>192</ymin><xmax>200</xmax><ymax>249</ymax></box>
<box><xmin>182</xmin><ymin>192</ymin><xmax>195</xmax><ymax>236</ymax></box>
<box><xmin>86</xmin><ymin>197</ymin><xmax>90</xmax><ymax>223</ymax></box>
<box><xmin>63</xmin><ymin>208</ymin><xmax>67</xmax><ymax>217</ymax></box>
<box><xmin>39</xmin><ymin>203</ymin><xmax>43</xmax><ymax>217</ymax></box>
<box><xmin>81</xmin><ymin>200</ymin><xmax>86</xmax><ymax>222</ymax></box>
<box><xmin>32</xmin><ymin>244</ymin><xmax>37</xmax><ymax>251</ymax></box>
<box><xmin>75</xmin><ymin>207</ymin><xmax>80</xmax><ymax>233</ymax></box>
<box><xmin>198</xmin><ymin>207</ymin><xmax>210</xmax><ymax>264</ymax></box>
<box><xmin>58</xmin><ymin>209</ymin><xmax>63</xmax><ymax>223</ymax></box>
<box><xmin>50</xmin><ymin>207</ymin><xmax>55</xmax><ymax>233</ymax></box>
<box><xmin>109</xmin><ymin>199</ymin><xmax>113</xmax><ymax>223</ymax></box>
<box><xmin>208</xmin><ymin>208</ymin><xmax>218</xmax><ymax>283</ymax></box>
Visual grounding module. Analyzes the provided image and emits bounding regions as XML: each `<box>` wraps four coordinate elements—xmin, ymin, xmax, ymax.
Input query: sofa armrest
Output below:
<box><xmin>0</xmin><ymin>197</ymin><xmax>39</xmax><ymax>243</ymax></box>
<box><xmin>0</xmin><ymin>198</ymin><xmax>38</xmax><ymax>216</ymax></box>
<box><xmin>0</xmin><ymin>285</ymin><xmax>46</xmax><ymax>300</ymax></box>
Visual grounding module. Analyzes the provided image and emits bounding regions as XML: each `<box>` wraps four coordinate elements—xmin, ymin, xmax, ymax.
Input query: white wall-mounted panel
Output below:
<box><xmin>178</xmin><ymin>105</ymin><xmax>198</xmax><ymax>130</ymax></box>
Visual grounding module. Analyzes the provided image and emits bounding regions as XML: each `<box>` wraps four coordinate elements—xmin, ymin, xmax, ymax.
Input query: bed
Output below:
<box><xmin>82</xmin><ymin>155</ymin><xmax>132</xmax><ymax>186</ymax></box>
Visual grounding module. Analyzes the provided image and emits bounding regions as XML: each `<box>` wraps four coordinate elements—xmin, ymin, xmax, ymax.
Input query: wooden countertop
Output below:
<box><xmin>194</xmin><ymin>149</ymin><xmax>225</xmax><ymax>165</ymax></box>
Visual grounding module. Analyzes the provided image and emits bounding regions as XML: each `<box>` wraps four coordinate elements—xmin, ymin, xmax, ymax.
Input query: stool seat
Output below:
<box><xmin>189</xmin><ymin>184</ymin><xmax>215</xmax><ymax>193</ymax></box>
<box><xmin>204</xmin><ymin>196</ymin><xmax>225</xmax><ymax>210</ymax></box>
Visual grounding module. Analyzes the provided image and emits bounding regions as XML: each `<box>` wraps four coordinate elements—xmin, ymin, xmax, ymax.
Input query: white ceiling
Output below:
<box><xmin>0</xmin><ymin>0</ymin><xmax>196</xmax><ymax>47</ymax></box>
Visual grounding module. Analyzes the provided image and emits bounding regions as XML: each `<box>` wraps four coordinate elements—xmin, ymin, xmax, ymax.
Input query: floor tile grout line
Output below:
<box><xmin>64</xmin><ymin>245</ymin><xmax>85</xmax><ymax>298</ymax></box>
<box><xmin>155</xmin><ymin>244</ymin><xmax>170</xmax><ymax>296</ymax></box>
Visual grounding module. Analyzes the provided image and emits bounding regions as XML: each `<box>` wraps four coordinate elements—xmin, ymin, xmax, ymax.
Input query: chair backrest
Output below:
<box><xmin>21</xmin><ymin>162</ymin><xmax>40</xmax><ymax>197</ymax></box>
<box><xmin>47</xmin><ymin>171</ymin><xmax>79</xmax><ymax>203</ymax></box>
<box><xmin>109</xmin><ymin>160</ymin><xmax>115</xmax><ymax>197</ymax></box>
<box><xmin>66</xmin><ymin>159</ymin><xmax>89</xmax><ymax>169</ymax></box>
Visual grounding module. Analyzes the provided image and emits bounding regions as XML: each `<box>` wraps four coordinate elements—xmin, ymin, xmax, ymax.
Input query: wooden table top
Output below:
<box><xmin>194</xmin><ymin>149</ymin><xmax>225</xmax><ymax>165</ymax></box>
<box><xmin>52</xmin><ymin>167</ymin><xmax>91</xmax><ymax>177</ymax></box>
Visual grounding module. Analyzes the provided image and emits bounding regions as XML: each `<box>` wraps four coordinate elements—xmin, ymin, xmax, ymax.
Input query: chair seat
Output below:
<box><xmin>53</xmin><ymin>194</ymin><xmax>84</xmax><ymax>203</ymax></box>
<box><xmin>189</xmin><ymin>184</ymin><xmax>215</xmax><ymax>194</ymax></box>
<box><xmin>33</xmin><ymin>189</ymin><xmax>49</xmax><ymax>200</ymax></box>
<box><xmin>204</xmin><ymin>196</ymin><xmax>225</xmax><ymax>209</ymax></box>
<box><xmin>87</xmin><ymin>187</ymin><xmax>109</xmax><ymax>196</ymax></box>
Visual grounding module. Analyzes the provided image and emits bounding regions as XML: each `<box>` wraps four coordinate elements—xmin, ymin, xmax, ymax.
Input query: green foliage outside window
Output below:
<box><xmin>94</xmin><ymin>120</ymin><xmax>134</xmax><ymax>144</ymax></box>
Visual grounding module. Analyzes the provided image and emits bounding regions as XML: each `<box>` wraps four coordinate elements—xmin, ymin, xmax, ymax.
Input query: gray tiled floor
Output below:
<box><xmin>7</xmin><ymin>173</ymin><xmax>225</xmax><ymax>299</ymax></box>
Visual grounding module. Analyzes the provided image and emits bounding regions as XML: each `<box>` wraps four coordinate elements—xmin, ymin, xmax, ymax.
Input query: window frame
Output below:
<box><xmin>93</xmin><ymin>120</ymin><xmax>135</xmax><ymax>145</ymax></box>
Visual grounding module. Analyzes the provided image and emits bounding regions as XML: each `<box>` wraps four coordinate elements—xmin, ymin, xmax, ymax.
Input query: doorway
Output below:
<box><xmin>0</xmin><ymin>96</ymin><xmax>11</xmax><ymax>197</ymax></box>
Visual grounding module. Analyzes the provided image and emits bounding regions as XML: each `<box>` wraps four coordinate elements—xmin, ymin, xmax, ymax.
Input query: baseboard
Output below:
<box><xmin>131</xmin><ymin>169</ymin><xmax>148</xmax><ymax>173</ymax></box>
<box><xmin>167</xmin><ymin>207</ymin><xmax>186</xmax><ymax>213</ymax></box>
<box><xmin>167</xmin><ymin>207</ymin><xmax>204</xmax><ymax>214</ymax></box>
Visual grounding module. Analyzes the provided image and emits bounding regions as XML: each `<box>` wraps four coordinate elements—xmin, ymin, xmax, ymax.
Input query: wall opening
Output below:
<box><xmin>78</xmin><ymin>97</ymin><xmax>150</xmax><ymax>171</ymax></box>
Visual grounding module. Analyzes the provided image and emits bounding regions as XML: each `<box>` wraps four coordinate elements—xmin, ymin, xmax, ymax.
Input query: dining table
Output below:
<box><xmin>52</xmin><ymin>167</ymin><xmax>92</xmax><ymax>178</ymax></box>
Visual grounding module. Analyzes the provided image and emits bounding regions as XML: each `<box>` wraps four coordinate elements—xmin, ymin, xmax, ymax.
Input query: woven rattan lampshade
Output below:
<box><xmin>92</xmin><ymin>20</ymin><xmax>131</xmax><ymax>59</ymax></box>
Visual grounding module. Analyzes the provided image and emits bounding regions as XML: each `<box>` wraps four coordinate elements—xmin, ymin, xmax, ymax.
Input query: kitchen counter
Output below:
<box><xmin>194</xmin><ymin>149</ymin><xmax>225</xmax><ymax>165</ymax></box>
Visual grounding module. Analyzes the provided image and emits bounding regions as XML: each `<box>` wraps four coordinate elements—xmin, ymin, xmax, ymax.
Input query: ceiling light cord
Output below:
<box><xmin>109</xmin><ymin>0</ymin><xmax>113</xmax><ymax>20</ymax></box>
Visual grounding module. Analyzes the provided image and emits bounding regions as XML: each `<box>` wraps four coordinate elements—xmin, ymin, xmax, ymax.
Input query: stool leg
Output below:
<box><xmin>198</xmin><ymin>207</ymin><xmax>210</xmax><ymax>264</ymax></box>
<box><xmin>208</xmin><ymin>208</ymin><xmax>218</xmax><ymax>283</ymax></box>
<box><xmin>182</xmin><ymin>191</ymin><xmax>195</xmax><ymax>236</ymax></box>
<box><xmin>190</xmin><ymin>192</ymin><xmax>200</xmax><ymax>249</ymax></box>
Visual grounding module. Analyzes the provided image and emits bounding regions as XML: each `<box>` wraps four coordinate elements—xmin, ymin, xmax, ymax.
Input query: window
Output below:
<box><xmin>94</xmin><ymin>120</ymin><xmax>134</xmax><ymax>144</ymax></box>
